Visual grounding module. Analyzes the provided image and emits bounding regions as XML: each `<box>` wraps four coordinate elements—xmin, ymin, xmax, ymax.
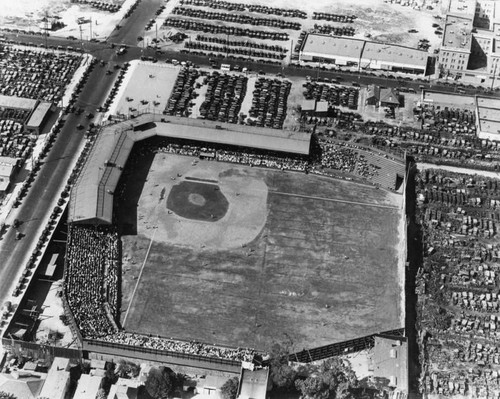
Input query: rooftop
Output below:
<box><xmin>476</xmin><ymin>96</ymin><xmax>500</xmax><ymax>135</ymax></box>
<box><xmin>37</xmin><ymin>358</ymin><xmax>71</xmax><ymax>399</ymax></box>
<box><xmin>372</xmin><ymin>336</ymin><xmax>408</xmax><ymax>392</ymax></box>
<box><xmin>362</xmin><ymin>41</ymin><xmax>428</xmax><ymax>68</ymax></box>
<box><xmin>239</xmin><ymin>368</ymin><xmax>269</xmax><ymax>399</ymax></box>
<box><xmin>301</xmin><ymin>34</ymin><xmax>428</xmax><ymax>69</ymax></box>
<box><xmin>448</xmin><ymin>0</ymin><xmax>476</xmax><ymax>17</ymax></box>
<box><xmin>26</xmin><ymin>101</ymin><xmax>52</xmax><ymax>129</ymax></box>
<box><xmin>301</xmin><ymin>34</ymin><xmax>364</xmax><ymax>60</ymax></box>
<box><xmin>69</xmin><ymin>114</ymin><xmax>312</xmax><ymax>224</ymax></box>
<box><xmin>442</xmin><ymin>14</ymin><xmax>473</xmax><ymax>51</ymax></box>
<box><xmin>0</xmin><ymin>94</ymin><xmax>37</xmax><ymax>111</ymax></box>
<box><xmin>73</xmin><ymin>374</ymin><xmax>101</xmax><ymax>399</ymax></box>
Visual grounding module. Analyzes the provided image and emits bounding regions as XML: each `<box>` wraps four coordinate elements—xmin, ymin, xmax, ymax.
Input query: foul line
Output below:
<box><xmin>122</xmin><ymin>224</ymin><xmax>158</xmax><ymax>327</ymax></box>
<box><xmin>270</xmin><ymin>190</ymin><xmax>399</xmax><ymax>210</ymax></box>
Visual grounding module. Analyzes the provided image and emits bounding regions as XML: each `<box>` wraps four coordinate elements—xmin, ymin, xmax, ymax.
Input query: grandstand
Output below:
<box><xmin>68</xmin><ymin>114</ymin><xmax>312</xmax><ymax>224</ymax></box>
<box><xmin>55</xmin><ymin>112</ymin><xmax>407</xmax><ymax>367</ymax></box>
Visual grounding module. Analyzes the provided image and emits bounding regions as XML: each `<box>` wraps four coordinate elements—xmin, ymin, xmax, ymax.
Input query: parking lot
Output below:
<box><xmin>108</xmin><ymin>60</ymin><xmax>181</xmax><ymax>117</ymax></box>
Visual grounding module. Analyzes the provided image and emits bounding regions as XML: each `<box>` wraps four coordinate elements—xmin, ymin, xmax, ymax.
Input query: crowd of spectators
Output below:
<box><xmin>64</xmin><ymin>225</ymin><xmax>120</xmax><ymax>338</ymax></box>
<box><xmin>102</xmin><ymin>332</ymin><xmax>255</xmax><ymax>362</ymax></box>
<box><xmin>0</xmin><ymin>47</ymin><xmax>81</xmax><ymax>103</ymax></box>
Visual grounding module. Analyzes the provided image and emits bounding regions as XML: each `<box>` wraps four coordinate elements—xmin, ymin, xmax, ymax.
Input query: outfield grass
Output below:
<box><xmin>119</xmin><ymin>154</ymin><xmax>403</xmax><ymax>352</ymax></box>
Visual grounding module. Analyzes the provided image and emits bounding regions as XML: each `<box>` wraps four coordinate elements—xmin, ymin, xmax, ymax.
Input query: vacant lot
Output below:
<box><xmin>118</xmin><ymin>150</ymin><xmax>404</xmax><ymax>352</ymax></box>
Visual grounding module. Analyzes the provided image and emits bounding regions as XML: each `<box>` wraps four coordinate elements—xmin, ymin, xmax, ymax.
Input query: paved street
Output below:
<box><xmin>0</xmin><ymin>9</ymin><xmax>497</xmax><ymax>308</ymax></box>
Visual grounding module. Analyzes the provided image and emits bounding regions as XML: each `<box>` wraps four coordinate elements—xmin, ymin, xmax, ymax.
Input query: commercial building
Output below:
<box><xmin>69</xmin><ymin>114</ymin><xmax>312</xmax><ymax>224</ymax></box>
<box><xmin>475</xmin><ymin>95</ymin><xmax>500</xmax><ymax>140</ymax></box>
<box><xmin>73</xmin><ymin>374</ymin><xmax>102</xmax><ymax>399</ymax></box>
<box><xmin>0</xmin><ymin>156</ymin><xmax>20</xmax><ymax>195</ymax></box>
<box><xmin>26</xmin><ymin>101</ymin><xmax>53</xmax><ymax>134</ymax></box>
<box><xmin>0</xmin><ymin>95</ymin><xmax>38</xmax><ymax>112</ymax></box>
<box><xmin>372</xmin><ymin>336</ymin><xmax>408</xmax><ymax>395</ymax></box>
<box><xmin>438</xmin><ymin>14</ymin><xmax>473</xmax><ymax>74</ymax></box>
<box><xmin>299</xmin><ymin>34</ymin><xmax>429</xmax><ymax>75</ymax></box>
<box><xmin>37</xmin><ymin>357</ymin><xmax>71</xmax><ymax>399</ymax></box>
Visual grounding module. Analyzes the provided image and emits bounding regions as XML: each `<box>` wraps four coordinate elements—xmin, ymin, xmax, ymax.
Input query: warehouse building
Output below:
<box><xmin>475</xmin><ymin>96</ymin><xmax>500</xmax><ymax>140</ymax></box>
<box><xmin>26</xmin><ymin>101</ymin><xmax>53</xmax><ymax>134</ymax></box>
<box><xmin>299</xmin><ymin>34</ymin><xmax>429</xmax><ymax>75</ymax></box>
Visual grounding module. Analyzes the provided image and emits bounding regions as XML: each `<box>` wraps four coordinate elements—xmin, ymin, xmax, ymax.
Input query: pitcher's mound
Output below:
<box><xmin>167</xmin><ymin>181</ymin><xmax>229</xmax><ymax>222</ymax></box>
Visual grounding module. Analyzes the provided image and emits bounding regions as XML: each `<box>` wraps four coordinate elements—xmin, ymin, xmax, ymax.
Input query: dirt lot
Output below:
<box><xmin>116</xmin><ymin>145</ymin><xmax>404</xmax><ymax>352</ymax></box>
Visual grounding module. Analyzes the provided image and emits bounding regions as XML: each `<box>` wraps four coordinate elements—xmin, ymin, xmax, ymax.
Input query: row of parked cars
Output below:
<box><xmin>171</xmin><ymin>7</ymin><xmax>302</xmax><ymax>30</ymax></box>
<box><xmin>179</xmin><ymin>0</ymin><xmax>307</xmax><ymax>18</ymax></box>
<box><xmin>248</xmin><ymin>78</ymin><xmax>291</xmax><ymax>129</ymax></box>
<box><xmin>165</xmin><ymin>67</ymin><xmax>201</xmax><ymax>116</ymax></box>
<box><xmin>199</xmin><ymin>72</ymin><xmax>247</xmax><ymax>123</ymax></box>
<box><xmin>163</xmin><ymin>18</ymin><xmax>289</xmax><ymax>40</ymax></box>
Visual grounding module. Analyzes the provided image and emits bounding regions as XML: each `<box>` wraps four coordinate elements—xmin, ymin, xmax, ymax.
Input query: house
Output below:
<box><xmin>365</xmin><ymin>85</ymin><xmax>381</xmax><ymax>106</ymax></box>
<box><xmin>379</xmin><ymin>88</ymin><xmax>401</xmax><ymax>108</ymax></box>
<box><xmin>301</xmin><ymin>99</ymin><xmax>316</xmax><ymax>116</ymax></box>
<box><xmin>0</xmin><ymin>371</ymin><xmax>45</xmax><ymax>399</ymax></box>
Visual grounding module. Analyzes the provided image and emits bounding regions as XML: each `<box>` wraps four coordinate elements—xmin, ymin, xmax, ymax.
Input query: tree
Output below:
<box><xmin>220</xmin><ymin>377</ymin><xmax>239</xmax><ymax>399</ymax></box>
<box><xmin>268</xmin><ymin>342</ymin><xmax>298</xmax><ymax>390</ymax></box>
<box><xmin>0</xmin><ymin>392</ymin><xmax>16</xmax><ymax>399</ymax></box>
<box><xmin>294</xmin><ymin>358</ymin><xmax>358</xmax><ymax>399</ymax></box>
<box><xmin>145</xmin><ymin>367</ymin><xmax>177</xmax><ymax>399</ymax></box>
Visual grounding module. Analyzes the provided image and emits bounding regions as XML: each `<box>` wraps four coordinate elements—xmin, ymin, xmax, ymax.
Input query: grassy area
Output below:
<box><xmin>118</xmin><ymin>152</ymin><xmax>404</xmax><ymax>352</ymax></box>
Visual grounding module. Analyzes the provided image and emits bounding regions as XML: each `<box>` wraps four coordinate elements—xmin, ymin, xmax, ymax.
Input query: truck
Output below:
<box><xmin>221</xmin><ymin>63</ymin><xmax>231</xmax><ymax>71</ymax></box>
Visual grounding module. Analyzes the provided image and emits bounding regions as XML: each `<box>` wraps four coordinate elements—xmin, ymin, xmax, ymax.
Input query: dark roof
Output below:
<box><xmin>379</xmin><ymin>88</ymin><xmax>400</xmax><ymax>105</ymax></box>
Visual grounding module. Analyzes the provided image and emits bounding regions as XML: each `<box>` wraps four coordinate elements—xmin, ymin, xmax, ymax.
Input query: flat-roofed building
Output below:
<box><xmin>439</xmin><ymin>14</ymin><xmax>474</xmax><ymax>74</ymax></box>
<box><xmin>475</xmin><ymin>96</ymin><xmax>500</xmax><ymax>140</ymax></box>
<box><xmin>361</xmin><ymin>42</ymin><xmax>428</xmax><ymax>75</ymax></box>
<box><xmin>299</xmin><ymin>34</ymin><xmax>364</xmax><ymax>66</ymax></box>
<box><xmin>37</xmin><ymin>357</ymin><xmax>71</xmax><ymax>399</ymax></box>
<box><xmin>26</xmin><ymin>101</ymin><xmax>52</xmax><ymax>134</ymax></box>
<box><xmin>449</xmin><ymin>0</ymin><xmax>477</xmax><ymax>16</ymax></box>
<box><xmin>372</xmin><ymin>336</ymin><xmax>408</xmax><ymax>395</ymax></box>
<box><xmin>238</xmin><ymin>368</ymin><xmax>269</xmax><ymax>399</ymax></box>
<box><xmin>73</xmin><ymin>374</ymin><xmax>101</xmax><ymax>399</ymax></box>
<box><xmin>299</xmin><ymin>34</ymin><xmax>429</xmax><ymax>75</ymax></box>
<box><xmin>0</xmin><ymin>156</ymin><xmax>20</xmax><ymax>195</ymax></box>
<box><xmin>0</xmin><ymin>95</ymin><xmax>38</xmax><ymax>111</ymax></box>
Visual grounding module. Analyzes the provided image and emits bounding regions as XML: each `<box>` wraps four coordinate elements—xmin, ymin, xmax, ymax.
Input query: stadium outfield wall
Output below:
<box><xmin>68</xmin><ymin>114</ymin><xmax>312</xmax><ymax>225</ymax></box>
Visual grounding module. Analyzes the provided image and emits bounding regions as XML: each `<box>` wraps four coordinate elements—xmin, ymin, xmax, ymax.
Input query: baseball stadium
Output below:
<box><xmin>54</xmin><ymin>112</ymin><xmax>407</xmax><ymax>367</ymax></box>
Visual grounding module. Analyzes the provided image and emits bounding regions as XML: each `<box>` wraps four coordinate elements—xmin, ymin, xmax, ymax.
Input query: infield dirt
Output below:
<box><xmin>116</xmin><ymin>145</ymin><xmax>404</xmax><ymax>352</ymax></box>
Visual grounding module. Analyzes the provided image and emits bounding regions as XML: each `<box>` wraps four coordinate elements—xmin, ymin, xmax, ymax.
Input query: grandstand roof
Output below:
<box><xmin>26</xmin><ymin>101</ymin><xmax>52</xmax><ymax>129</ymax></box>
<box><xmin>0</xmin><ymin>94</ymin><xmax>37</xmax><ymax>111</ymax></box>
<box><xmin>301</xmin><ymin>34</ymin><xmax>364</xmax><ymax>59</ymax></box>
<box><xmin>69</xmin><ymin>115</ymin><xmax>312</xmax><ymax>224</ymax></box>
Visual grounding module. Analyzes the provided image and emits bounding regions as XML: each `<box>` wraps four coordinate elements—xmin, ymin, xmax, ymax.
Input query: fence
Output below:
<box><xmin>1</xmin><ymin>337</ymin><xmax>82</xmax><ymax>361</ymax></box>
<box><xmin>83</xmin><ymin>339</ymin><xmax>242</xmax><ymax>373</ymax></box>
<box><xmin>288</xmin><ymin>328</ymin><xmax>405</xmax><ymax>363</ymax></box>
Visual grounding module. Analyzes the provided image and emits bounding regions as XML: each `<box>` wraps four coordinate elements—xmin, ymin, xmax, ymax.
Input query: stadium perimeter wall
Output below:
<box><xmin>83</xmin><ymin>340</ymin><xmax>241</xmax><ymax>373</ymax></box>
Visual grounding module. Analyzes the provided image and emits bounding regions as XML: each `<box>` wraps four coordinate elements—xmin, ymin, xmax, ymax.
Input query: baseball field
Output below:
<box><xmin>115</xmin><ymin>143</ymin><xmax>404</xmax><ymax>352</ymax></box>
